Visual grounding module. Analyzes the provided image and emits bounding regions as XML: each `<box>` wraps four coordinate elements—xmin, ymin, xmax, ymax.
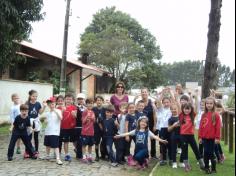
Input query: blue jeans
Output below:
<box><xmin>105</xmin><ymin>137</ymin><xmax>116</xmax><ymax>163</ymax></box>
<box><xmin>134</xmin><ymin>148</ymin><xmax>149</xmax><ymax>165</ymax></box>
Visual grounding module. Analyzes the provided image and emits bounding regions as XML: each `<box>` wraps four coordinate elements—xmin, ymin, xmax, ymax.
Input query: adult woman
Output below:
<box><xmin>110</xmin><ymin>82</ymin><xmax>129</xmax><ymax>116</ymax></box>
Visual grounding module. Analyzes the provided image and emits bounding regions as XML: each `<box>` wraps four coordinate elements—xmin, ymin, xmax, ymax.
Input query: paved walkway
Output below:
<box><xmin>0</xmin><ymin>135</ymin><xmax>156</xmax><ymax>176</ymax></box>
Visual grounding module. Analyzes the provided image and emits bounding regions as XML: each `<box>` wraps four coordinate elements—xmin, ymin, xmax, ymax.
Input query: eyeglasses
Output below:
<box><xmin>117</xmin><ymin>86</ymin><xmax>124</xmax><ymax>89</ymax></box>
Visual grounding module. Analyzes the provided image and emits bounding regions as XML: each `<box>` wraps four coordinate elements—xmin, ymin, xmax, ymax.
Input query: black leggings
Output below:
<box><xmin>181</xmin><ymin>135</ymin><xmax>201</xmax><ymax>161</ymax></box>
<box><xmin>29</xmin><ymin>132</ymin><xmax>39</xmax><ymax>152</ymax></box>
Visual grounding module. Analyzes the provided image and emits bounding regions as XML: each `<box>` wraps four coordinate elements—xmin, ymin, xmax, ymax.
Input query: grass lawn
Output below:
<box><xmin>152</xmin><ymin>143</ymin><xmax>235</xmax><ymax>176</ymax></box>
<box><xmin>0</xmin><ymin>123</ymin><xmax>10</xmax><ymax>136</ymax></box>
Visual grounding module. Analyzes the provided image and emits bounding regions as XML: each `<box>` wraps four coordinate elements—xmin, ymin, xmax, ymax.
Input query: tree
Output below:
<box><xmin>217</xmin><ymin>64</ymin><xmax>232</xmax><ymax>87</ymax></box>
<box><xmin>0</xmin><ymin>0</ymin><xmax>44</xmax><ymax>77</ymax></box>
<box><xmin>202</xmin><ymin>0</ymin><xmax>222</xmax><ymax>98</ymax></box>
<box><xmin>78</xmin><ymin>7</ymin><xmax>162</xmax><ymax>89</ymax></box>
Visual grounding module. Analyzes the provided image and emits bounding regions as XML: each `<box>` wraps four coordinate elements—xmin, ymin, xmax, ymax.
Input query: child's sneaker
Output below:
<box><xmin>16</xmin><ymin>147</ymin><xmax>21</xmax><ymax>154</ymax></box>
<box><xmin>87</xmin><ymin>156</ymin><xmax>93</xmax><ymax>163</ymax></box>
<box><xmin>81</xmin><ymin>158</ymin><xmax>89</xmax><ymax>164</ymax></box>
<box><xmin>64</xmin><ymin>155</ymin><xmax>72</xmax><ymax>162</ymax></box>
<box><xmin>8</xmin><ymin>157</ymin><xmax>13</xmax><ymax>161</ymax></box>
<box><xmin>178</xmin><ymin>163</ymin><xmax>185</xmax><ymax>168</ymax></box>
<box><xmin>184</xmin><ymin>163</ymin><xmax>191</xmax><ymax>172</ymax></box>
<box><xmin>23</xmin><ymin>151</ymin><xmax>30</xmax><ymax>158</ymax></box>
<box><xmin>178</xmin><ymin>148</ymin><xmax>182</xmax><ymax>154</ymax></box>
<box><xmin>31</xmin><ymin>153</ymin><xmax>38</xmax><ymax>160</ymax></box>
<box><xmin>56</xmin><ymin>159</ymin><xmax>63</xmax><ymax>165</ymax></box>
<box><xmin>110</xmin><ymin>162</ymin><xmax>118</xmax><ymax>167</ymax></box>
<box><xmin>159</xmin><ymin>160</ymin><xmax>167</xmax><ymax>166</ymax></box>
<box><xmin>172</xmin><ymin>162</ymin><xmax>178</xmax><ymax>169</ymax></box>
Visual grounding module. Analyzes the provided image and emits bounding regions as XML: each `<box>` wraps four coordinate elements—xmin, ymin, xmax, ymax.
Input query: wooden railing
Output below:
<box><xmin>222</xmin><ymin>110</ymin><xmax>235</xmax><ymax>153</ymax></box>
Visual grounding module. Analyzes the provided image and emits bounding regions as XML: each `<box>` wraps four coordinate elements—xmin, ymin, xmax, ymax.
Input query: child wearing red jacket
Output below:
<box><xmin>199</xmin><ymin>97</ymin><xmax>221</xmax><ymax>174</ymax></box>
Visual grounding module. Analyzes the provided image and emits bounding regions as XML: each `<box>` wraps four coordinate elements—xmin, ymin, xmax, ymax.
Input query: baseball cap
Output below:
<box><xmin>46</xmin><ymin>97</ymin><xmax>56</xmax><ymax>103</ymax></box>
<box><xmin>77</xmin><ymin>93</ymin><xmax>86</xmax><ymax>99</ymax></box>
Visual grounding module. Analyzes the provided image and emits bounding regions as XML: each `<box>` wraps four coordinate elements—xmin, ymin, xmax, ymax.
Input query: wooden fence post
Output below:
<box><xmin>221</xmin><ymin>112</ymin><xmax>226</xmax><ymax>141</ymax></box>
<box><xmin>224</xmin><ymin>112</ymin><xmax>229</xmax><ymax>145</ymax></box>
<box><xmin>229</xmin><ymin>112</ymin><xmax>234</xmax><ymax>153</ymax></box>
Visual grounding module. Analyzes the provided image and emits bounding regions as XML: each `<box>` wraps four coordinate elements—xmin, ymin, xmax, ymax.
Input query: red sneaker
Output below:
<box><xmin>24</xmin><ymin>152</ymin><xmax>30</xmax><ymax>158</ymax></box>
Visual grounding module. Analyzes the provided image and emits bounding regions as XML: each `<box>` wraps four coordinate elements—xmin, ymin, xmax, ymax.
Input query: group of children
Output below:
<box><xmin>7</xmin><ymin>87</ymin><xmax>226</xmax><ymax>174</ymax></box>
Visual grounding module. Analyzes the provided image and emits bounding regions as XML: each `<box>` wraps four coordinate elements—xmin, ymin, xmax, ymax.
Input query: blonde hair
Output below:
<box><xmin>204</xmin><ymin>97</ymin><xmax>216</xmax><ymax>125</ymax></box>
<box><xmin>11</xmin><ymin>93</ymin><xmax>19</xmax><ymax>100</ymax></box>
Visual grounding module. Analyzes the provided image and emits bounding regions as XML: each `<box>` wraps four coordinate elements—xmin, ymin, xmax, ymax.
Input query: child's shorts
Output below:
<box><xmin>81</xmin><ymin>135</ymin><xmax>94</xmax><ymax>146</ymax></box>
<box><xmin>44</xmin><ymin>135</ymin><xmax>59</xmax><ymax>148</ymax></box>
<box><xmin>60</xmin><ymin>129</ymin><xmax>76</xmax><ymax>142</ymax></box>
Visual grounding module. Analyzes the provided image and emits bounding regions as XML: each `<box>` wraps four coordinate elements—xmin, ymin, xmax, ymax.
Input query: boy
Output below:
<box><xmin>7</xmin><ymin>104</ymin><xmax>37</xmax><ymax>161</ymax></box>
<box><xmin>9</xmin><ymin>93</ymin><xmax>21</xmax><ymax>154</ymax></box>
<box><xmin>135</xmin><ymin>100</ymin><xmax>147</xmax><ymax>120</ymax></box>
<box><xmin>60</xmin><ymin>93</ymin><xmax>77</xmax><ymax>161</ymax></box>
<box><xmin>92</xmin><ymin>96</ymin><xmax>106</xmax><ymax>161</ymax></box>
<box><xmin>43</xmin><ymin>97</ymin><xmax>63</xmax><ymax>165</ymax></box>
<box><xmin>101</xmin><ymin>105</ymin><xmax>119</xmax><ymax>167</ymax></box>
<box><xmin>81</xmin><ymin>98</ymin><xmax>95</xmax><ymax>163</ymax></box>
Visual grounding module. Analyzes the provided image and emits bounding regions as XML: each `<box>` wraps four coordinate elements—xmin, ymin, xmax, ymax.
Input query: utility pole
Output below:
<box><xmin>59</xmin><ymin>0</ymin><xmax>71</xmax><ymax>95</ymax></box>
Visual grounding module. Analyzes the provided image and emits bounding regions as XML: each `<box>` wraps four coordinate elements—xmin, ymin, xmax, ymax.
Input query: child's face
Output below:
<box><xmin>65</xmin><ymin>96</ymin><xmax>73</xmax><ymax>106</ymax></box>
<box><xmin>119</xmin><ymin>105</ymin><xmax>127</xmax><ymax>113</ymax></box>
<box><xmin>30</xmin><ymin>93</ymin><xmax>38</xmax><ymax>102</ymax></box>
<box><xmin>139</xmin><ymin>119</ymin><xmax>148</xmax><ymax>129</ymax></box>
<box><xmin>86</xmin><ymin>103</ymin><xmax>93</xmax><ymax>110</ymax></box>
<box><xmin>57</xmin><ymin>98</ymin><xmax>64</xmax><ymax>106</ymax></box>
<box><xmin>21</xmin><ymin>110</ymin><xmax>28</xmax><ymax>118</ymax></box>
<box><xmin>155</xmin><ymin>101</ymin><xmax>162</xmax><ymax>108</ymax></box>
<box><xmin>163</xmin><ymin>99</ymin><xmax>171</xmax><ymax>108</ymax></box>
<box><xmin>77</xmin><ymin>98</ymin><xmax>84</xmax><ymax>105</ymax></box>
<box><xmin>183</xmin><ymin>107</ymin><xmax>191</xmax><ymax>115</ymax></box>
<box><xmin>96</xmin><ymin>98</ymin><xmax>103</xmax><ymax>107</ymax></box>
<box><xmin>137</xmin><ymin>103</ymin><xmax>145</xmax><ymax>112</ymax></box>
<box><xmin>180</xmin><ymin>99</ymin><xmax>188</xmax><ymax>106</ymax></box>
<box><xmin>171</xmin><ymin>106</ymin><xmax>178</xmax><ymax>116</ymax></box>
<box><xmin>206</xmin><ymin>99</ymin><xmax>214</xmax><ymax>111</ymax></box>
<box><xmin>200</xmin><ymin>101</ymin><xmax>205</xmax><ymax>111</ymax></box>
<box><xmin>216</xmin><ymin>107</ymin><xmax>222</xmax><ymax>114</ymax></box>
<box><xmin>105</xmin><ymin>111</ymin><xmax>113</xmax><ymax>118</ymax></box>
<box><xmin>128</xmin><ymin>104</ymin><xmax>136</xmax><ymax>114</ymax></box>
<box><xmin>12</xmin><ymin>96</ymin><xmax>20</xmax><ymax>104</ymax></box>
<box><xmin>48</xmin><ymin>102</ymin><xmax>56</xmax><ymax>110</ymax></box>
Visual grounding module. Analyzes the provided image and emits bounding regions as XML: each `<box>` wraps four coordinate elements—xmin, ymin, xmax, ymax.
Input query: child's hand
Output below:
<box><xmin>160</xmin><ymin>139</ymin><xmax>168</xmax><ymax>144</ymax></box>
<box><xmin>114</xmin><ymin>135</ymin><xmax>120</xmax><ymax>139</ymax></box>
<box><xmin>125</xmin><ymin>136</ymin><xmax>130</xmax><ymax>142</ymax></box>
<box><xmin>71</xmin><ymin>110</ymin><xmax>77</xmax><ymax>117</ymax></box>
<box><xmin>9</xmin><ymin>126</ymin><xmax>13</xmax><ymax>132</ymax></box>
<box><xmin>173</xmin><ymin>121</ymin><xmax>180</xmax><ymax>127</ymax></box>
<box><xmin>199</xmin><ymin>139</ymin><xmax>202</xmax><ymax>144</ymax></box>
<box><xmin>42</xmin><ymin>101</ymin><xmax>47</xmax><ymax>107</ymax></box>
<box><xmin>215</xmin><ymin>139</ymin><xmax>220</xmax><ymax>144</ymax></box>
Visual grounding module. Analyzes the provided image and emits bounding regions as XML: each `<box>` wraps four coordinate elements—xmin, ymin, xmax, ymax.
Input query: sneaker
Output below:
<box><xmin>178</xmin><ymin>148</ymin><xmax>182</xmax><ymax>154</ymax></box>
<box><xmin>34</xmin><ymin>151</ymin><xmax>39</xmax><ymax>157</ymax></box>
<box><xmin>159</xmin><ymin>160</ymin><xmax>167</xmax><ymax>166</ymax></box>
<box><xmin>23</xmin><ymin>151</ymin><xmax>30</xmax><ymax>158</ymax></box>
<box><xmin>95</xmin><ymin>156</ymin><xmax>99</xmax><ymax>162</ymax></box>
<box><xmin>56</xmin><ymin>159</ymin><xmax>63</xmax><ymax>165</ymax></box>
<box><xmin>81</xmin><ymin>158</ymin><xmax>89</xmax><ymax>164</ymax></box>
<box><xmin>172</xmin><ymin>162</ymin><xmax>178</xmax><ymax>169</ymax></box>
<box><xmin>205</xmin><ymin>168</ymin><xmax>212</xmax><ymax>174</ymax></box>
<box><xmin>184</xmin><ymin>163</ymin><xmax>191</xmax><ymax>172</ymax></box>
<box><xmin>151</xmin><ymin>156</ymin><xmax>159</xmax><ymax>160</ymax></box>
<box><xmin>64</xmin><ymin>155</ymin><xmax>72</xmax><ymax>162</ymax></box>
<box><xmin>8</xmin><ymin>157</ymin><xmax>13</xmax><ymax>161</ymax></box>
<box><xmin>178</xmin><ymin>163</ymin><xmax>185</xmax><ymax>168</ymax></box>
<box><xmin>31</xmin><ymin>154</ymin><xmax>38</xmax><ymax>160</ymax></box>
<box><xmin>87</xmin><ymin>157</ymin><xmax>93</xmax><ymax>163</ymax></box>
<box><xmin>40</xmin><ymin>155</ymin><xmax>50</xmax><ymax>160</ymax></box>
<box><xmin>16</xmin><ymin>147</ymin><xmax>21</xmax><ymax>154</ymax></box>
<box><xmin>111</xmin><ymin>162</ymin><xmax>118</xmax><ymax>167</ymax></box>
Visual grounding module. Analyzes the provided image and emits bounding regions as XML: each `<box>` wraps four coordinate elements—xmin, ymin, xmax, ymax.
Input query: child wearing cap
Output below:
<box><xmin>42</xmin><ymin>97</ymin><xmax>63</xmax><ymax>165</ymax></box>
<box><xmin>115</xmin><ymin>116</ymin><xmax>168</xmax><ymax>169</ymax></box>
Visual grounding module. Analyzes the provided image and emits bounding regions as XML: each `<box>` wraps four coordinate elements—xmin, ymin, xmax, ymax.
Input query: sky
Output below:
<box><xmin>30</xmin><ymin>0</ymin><xmax>235</xmax><ymax>70</ymax></box>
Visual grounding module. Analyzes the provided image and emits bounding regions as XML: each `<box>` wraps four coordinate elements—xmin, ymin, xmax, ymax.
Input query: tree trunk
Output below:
<box><xmin>202</xmin><ymin>0</ymin><xmax>222</xmax><ymax>99</ymax></box>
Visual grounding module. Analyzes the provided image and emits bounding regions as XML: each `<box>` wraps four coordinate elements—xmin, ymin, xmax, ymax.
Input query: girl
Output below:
<box><xmin>179</xmin><ymin>103</ymin><xmax>205</xmax><ymax>172</ymax></box>
<box><xmin>115</xmin><ymin>116</ymin><xmax>168</xmax><ymax>169</ymax></box>
<box><xmin>168</xmin><ymin>103</ymin><xmax>184</xmax><ymax>169</ymax></box>
<box><xmin>125</xmin><ymin>103</ymin><xmax>138</xmax><ymax>156</ymax></box>
<box><xmin>199</xmin><ymin>97</ymin><xmax>221</xmax><ymax>174</ymax></box>
<box><xmin>25</xmin><ymin>90</ymin><xmax>46</xmax><ymax>157</ymax></box>
<box><xmin>158</xmin><ymin>97</ymin><xmax>172</xmax><ymax>166</ymax></box>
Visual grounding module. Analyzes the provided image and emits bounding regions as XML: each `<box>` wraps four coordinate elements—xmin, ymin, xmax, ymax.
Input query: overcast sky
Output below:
<box><xmin>30</xmin><ymin>0</ymin><xmax>235</xmax><ymax>70</ymax></box>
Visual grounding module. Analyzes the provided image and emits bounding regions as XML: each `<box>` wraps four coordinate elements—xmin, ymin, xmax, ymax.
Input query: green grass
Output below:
<box><xmin>0</xmin><ymin>123</ymin><xmax>11</xmax><ymax>135</ymax></box>
<box><xmin>152</xmin><ymin>143</ymin><xmax>235</xmax><ymax>176</ymax></box>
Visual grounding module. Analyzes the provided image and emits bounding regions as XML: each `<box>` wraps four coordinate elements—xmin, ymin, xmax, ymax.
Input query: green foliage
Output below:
<box><xmin>227</xmin><ymin>92</ymin><xmax>235</xmax><ymax>109</ymax></box>
<box><xmin>78</xmin><ymin>7</ymin><xmax>162</xmax><ymax>89</ymax></box>
<box><xmin>0</xmin><ymin>0</ymin><xmax>44</xmax><ymax>74</ymax></box>
<box><xmin>217</xmin><ymin>65</ymin><xmax>233</xmax><ymax>87</ymax></box>
<box><xmin>49</xmin><ymin>70</ymin><xmax>61</xmax><ymax>94</ymax></box>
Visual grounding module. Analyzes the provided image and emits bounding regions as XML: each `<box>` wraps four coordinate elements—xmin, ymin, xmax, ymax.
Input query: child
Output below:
<box><xmin>92</xmin><ymin>96</ymin><xmax>106</xmax><ymax>161</ymax></box>
<box><xmin>168</xmin><ymin>103</ymin><xmax>184</xmax><ymax>169</ymax></box>
<box><xmin>43</xmin><ymin>97</ymin><xmax>63</xmax><ymax>165</ymax></box>
<box><xmin>7</xmin><ymin>104</ymin><xmax>37</xmax><ymax>161</ymax></box>
<box><xmin>100</xmin><ymin>105</ymin><xmax>119</xmax><ymax>167</ymax></box>
<box><xmin>199</xmin><ymin>97</ymin><xmax>221</xmax><ymax>174</ymax></box>
<box><xmin>135</xmin><ymin>100</ymin><xmax>147</xmax><ymax>120</ymax></box>
<box><xmin>215</xmin><ymin>101</ymin><xmax>226</xmax><ymax>163</ymax></box>
<box><xmin>179</xmin><ymin>103</ymin><xmax>205</xmax><ymax>172</ymax></box>
<box><xmin>115</xmin><ymin>102</ymin><xmax>128</xmax><ymax>164</ymax></box>
<box><xmin>60</xmin><ymin>93</ymin><xmax>77</xmax><ymax>161</ymax></box>
<box><xmin>81</xmin><ymin>98</ymin><xmax>95</xmax><ymax>163</ymax></box>
<box><xmin>9</xmin><ymin>93</ymin><xmax>21</xmax><ymax>154</ymax></box>
<box><xmin>158</xmin><ymin>97</ymin><xmax>172</xmax><ymax>166</ymax></box>
<box><xmin>115</xmin><ymin>116</ymin><xmax>168</xmax><ymax>169</ymax></box>
<box><xmin>75</xmin><ymin>93</ymin><xmax>86</xmax><ymax>159</ymax></box>
<box><xmin>125</xmin><ymin>103</ymin><xmax>138</xmax><ymax>156</ymax></box>
<box><xmin>25</xmin><ymin>90</ymin><xmax>47</xmax><ymax>157</ymax></box>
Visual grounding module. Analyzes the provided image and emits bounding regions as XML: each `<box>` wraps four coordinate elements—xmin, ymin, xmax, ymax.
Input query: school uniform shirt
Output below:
<box><xmin>198</xmin><ymin>112</ymin><xmax>221</xmax><ymax>140</ymax></box>
<box><xmin>179</xmin><ymin>113</ymin><xmax>195</xmax><ymax>135</ymax></box>
<box><xmin>81</xmin><ymin>110</ymin><xmax>95</xmax><ymax>136</ymax></box>
<box><xmin>102</xmin><ymin>118</ymin><xmax>117</xmax><ymax>137</ymax></box>
<box><xmin>126</xmin><ymin>114</ymin><xmax>137</xmax><ymax>132</ymax></box>
<box><xmin>61</xmin><ymin>105</ymin><xmax>77</xmax><ymax>129</ymax></box>
<box><xmin>10</xmin><ymin>104</ymin><xmax>20</xmax><ymax>123</ymax></box>
<box><xmin>13</xmin><ymin>115</ymin><xmax>31</xmax><ymax>135</ymax></box>
<box><xmin>28</xmin><ymin>102</ymin><xmax>42</xmax><ymax>119</ymax></box>
<box><xmin>117</xmin><ymin>114</ymin><xmax>126</xmax><ymax>134</ymax></box>
<box><xmin>168</xmin><ymin>116</ymin><xmax>180</xmax><ymax>137</ymax></box>
<box><xmin>158</xmin><ymin>108</ymin><xmax>172</xmax><ymax>129</ymax></box>
<box><xmin>44</xmin><ymin>109</ymin><xmax>62</xmax><ymax>136</ymax></box>
<box><xmin>92</xmin><ymin>107</ymin><xmax>106</xmax><ymax>133</ymax></box>
<box><xmin>135</xmin><ymin>111</ymin><xmax>147</xmax><ymax>120</ymax></box>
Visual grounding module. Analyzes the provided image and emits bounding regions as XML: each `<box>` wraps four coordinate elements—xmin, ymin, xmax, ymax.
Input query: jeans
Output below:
<box><xmin>133</xmin><ymin>148</ymin><xmax>149</xmax><ymax>165</ymax></box>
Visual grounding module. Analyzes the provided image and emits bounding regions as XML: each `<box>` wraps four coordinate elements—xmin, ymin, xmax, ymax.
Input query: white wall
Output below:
<box><xmin>0</xmin><ymin>79</ymin><xmax>53</xmax><ymax>121</ymax></box>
